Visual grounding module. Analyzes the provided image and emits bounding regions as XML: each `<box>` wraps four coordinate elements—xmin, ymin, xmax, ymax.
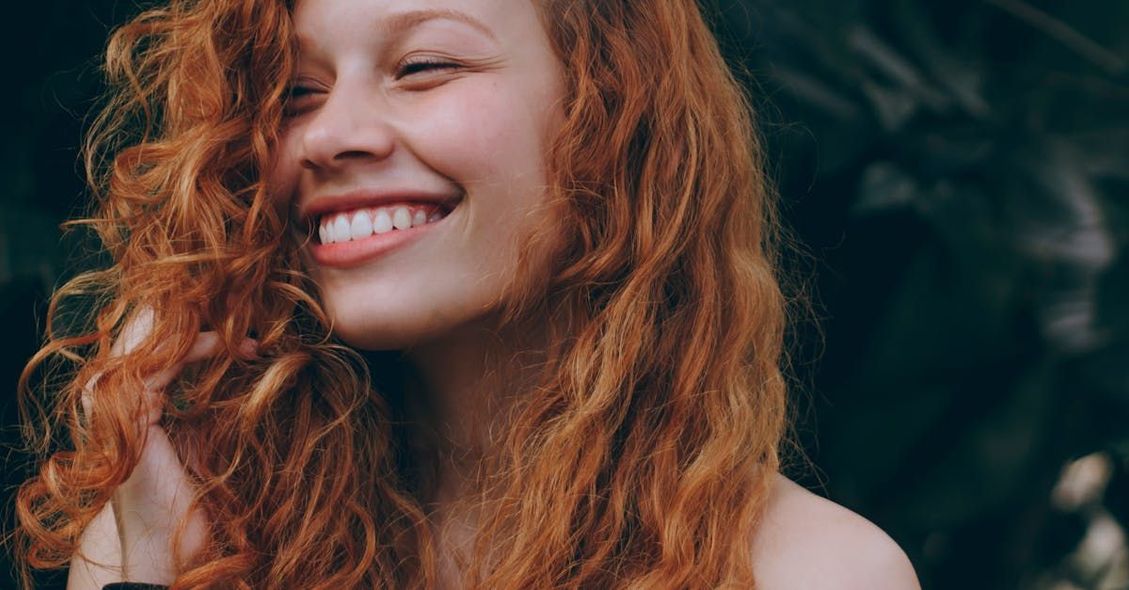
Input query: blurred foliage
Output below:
<box><xmin>2</xmin><ymin>1</ymin><xmax>1127</xmax><ymax>589</ymax></box>
<box><xmin>704</xmin><ymin>0</ymin><xmax>1128</xmax><ymax>587</ymax></box>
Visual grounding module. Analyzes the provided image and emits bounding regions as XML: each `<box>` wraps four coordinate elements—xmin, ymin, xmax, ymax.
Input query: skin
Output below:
<box><xmin>67</xmin><ymin>1</ymin><xmax>921</xmax><ymax>588</ymax></box>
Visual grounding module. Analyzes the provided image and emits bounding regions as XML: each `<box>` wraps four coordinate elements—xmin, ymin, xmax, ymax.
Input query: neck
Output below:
<box><xmin>398</xmin><ymin>311</ymin><xmax>548</xmax><ymax>506</ymax></box>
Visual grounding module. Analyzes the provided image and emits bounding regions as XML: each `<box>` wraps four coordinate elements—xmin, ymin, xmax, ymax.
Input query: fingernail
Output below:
<box><xmin>238</xmin><ymin>339</ymin><xmax>259</xmax><ymax>357</ymax></box>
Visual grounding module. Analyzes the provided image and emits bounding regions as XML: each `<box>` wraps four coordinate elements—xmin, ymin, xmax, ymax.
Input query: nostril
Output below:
<box><xmin>333</xmin><ymin>149</ymin><xmax>381</xmax><ymax>162</ymax></box>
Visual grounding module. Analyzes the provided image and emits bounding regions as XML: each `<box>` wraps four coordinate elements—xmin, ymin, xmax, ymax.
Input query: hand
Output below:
<box><xmin>70</xmin><ymin>308</ymin><xmax>255</xmax><ymax>587</ymax></box>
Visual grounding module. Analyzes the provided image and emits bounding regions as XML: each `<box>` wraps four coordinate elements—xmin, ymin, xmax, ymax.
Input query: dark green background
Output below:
<box><xmin>3</xmin><ymin>1</ymin><xmax>1126</xmax><ymax>588</ymax></box>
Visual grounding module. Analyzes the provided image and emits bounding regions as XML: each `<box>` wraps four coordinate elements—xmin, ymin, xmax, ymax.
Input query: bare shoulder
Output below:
<box><xmin>751</xmin><ymin>473</ymin><xmax>921</xmax><ymax>590</ymax></box>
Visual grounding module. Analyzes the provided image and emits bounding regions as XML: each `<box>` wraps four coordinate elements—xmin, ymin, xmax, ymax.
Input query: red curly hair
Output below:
<box><xmin>13</xmin><ymin>0</ymin><xmax>790</xmax><ymax>587</ymax></box>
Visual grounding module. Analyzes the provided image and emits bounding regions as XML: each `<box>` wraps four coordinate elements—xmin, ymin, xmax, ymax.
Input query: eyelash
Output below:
<box><xmin>396</xmin><ymin>56</ymin><xmax>460</xmax><ymax>78</ymax></box>
<box><xmin>283</xmin><ymin>57</ymin><xmax>461</xmax><ymax>111</ymax></box>
<box><xmin>286</xmin><ymin>85</ymin><xmax>316</xmax><ymax>99</ymax></box>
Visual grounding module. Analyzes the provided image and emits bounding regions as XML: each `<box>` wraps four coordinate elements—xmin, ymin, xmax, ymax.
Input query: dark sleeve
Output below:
<box><xmin>102</xmin><ymin>584</ymin><xmax>169</xmax><ymax>590</ymax></box>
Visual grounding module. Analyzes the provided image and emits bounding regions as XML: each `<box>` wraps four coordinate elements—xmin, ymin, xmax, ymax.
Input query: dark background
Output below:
<box><xmin>2</xmin><ymin>1</ymin><xmax>1126</xmax><ymax>588</ymax></box>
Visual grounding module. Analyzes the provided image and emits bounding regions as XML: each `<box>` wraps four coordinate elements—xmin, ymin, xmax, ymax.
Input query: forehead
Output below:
<box><xmin>291</xmin><ymin>0</ymin><xmax>521</xmax><ymax>41</ymax></box>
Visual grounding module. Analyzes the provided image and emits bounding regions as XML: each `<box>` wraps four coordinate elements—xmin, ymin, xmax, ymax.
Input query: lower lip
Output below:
<box><xmin>308</xmin><ymin>215</ymin><xmax>447</xmax><ymax>268</ymax></box>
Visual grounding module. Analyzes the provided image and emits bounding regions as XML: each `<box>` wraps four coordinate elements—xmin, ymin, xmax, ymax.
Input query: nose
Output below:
<box><xmin>299</xmin><ymin>84</ymin><xmax>396</xmax><ymax>171</ymax></box>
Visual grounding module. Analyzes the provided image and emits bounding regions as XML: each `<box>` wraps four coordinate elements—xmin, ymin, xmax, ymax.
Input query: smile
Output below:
<box><xmin>309</xmin><ymin>202</ymin><xmax>457</xmax><ymax>268</ymax></box>
<box><xmin>317</xmin><ymin>204</ymin><xmax>448</xmax><ymax>244</ymax></box>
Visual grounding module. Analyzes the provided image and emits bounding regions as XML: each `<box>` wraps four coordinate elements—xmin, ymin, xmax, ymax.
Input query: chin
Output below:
<box><xmin>322</xmin><ymin>298</ymin><xmax>492</xmax><ymax>352</ymax></box>
<box><xmin>327</xmin><ymin>312</ymin><xmax>438</xmax><ymax>351</ymax></box>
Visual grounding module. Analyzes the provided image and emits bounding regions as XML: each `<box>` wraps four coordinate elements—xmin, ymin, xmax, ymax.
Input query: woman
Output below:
<box><xmin>15</xmin><ymin>0</ymin><xmax>920</xmax><ymax>588</ymax></box>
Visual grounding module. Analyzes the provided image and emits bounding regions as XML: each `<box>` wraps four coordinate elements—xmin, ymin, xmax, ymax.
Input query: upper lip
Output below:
<box><xmin>299</xmin><ymin>189</ymin><xmax>462</xmax><ymax>222</ymax></box>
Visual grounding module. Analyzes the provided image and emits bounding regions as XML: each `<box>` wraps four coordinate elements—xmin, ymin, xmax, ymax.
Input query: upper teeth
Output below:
<box><xmin>318</xmin><ymin>205</ymin><xmax>445</xmax><ymax>244</ymax></box>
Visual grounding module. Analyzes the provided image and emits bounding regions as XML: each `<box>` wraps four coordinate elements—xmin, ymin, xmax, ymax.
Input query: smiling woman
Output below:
<box><xmin>275</xmin><ymin>1</ymin><xmax>567</xmax><ymax>350</ymax></box>
<box><xmin>13</xmin><ymin>1</ymin><xmax>918</xmax><ymax>589</ymax></box>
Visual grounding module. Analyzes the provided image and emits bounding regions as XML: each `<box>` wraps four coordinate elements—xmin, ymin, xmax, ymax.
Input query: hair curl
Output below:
<box><xmin>13</xmin><ymin>0</ymin><xmax>790</xmax><ymax>588</ymax></box>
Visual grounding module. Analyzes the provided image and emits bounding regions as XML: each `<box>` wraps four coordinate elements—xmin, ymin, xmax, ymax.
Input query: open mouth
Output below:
<box><xmin>302</xmin><ymin>197</ymin><xmax>461</xmax><ymax>268</ymax></box>
<box><xmin>314</xmin><ymin>201</ymin><xmax>457</xmax><ymax>245</ymax></box>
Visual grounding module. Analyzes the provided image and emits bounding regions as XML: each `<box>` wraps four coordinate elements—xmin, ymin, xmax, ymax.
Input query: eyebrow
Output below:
<box><xmin>381</xmin><ymin>8</ymin><xmax>497</xmax><ymax>41</ymax></box>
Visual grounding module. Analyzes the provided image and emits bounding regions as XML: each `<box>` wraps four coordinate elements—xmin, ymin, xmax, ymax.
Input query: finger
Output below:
<box><xmin>81</xmin><ymin>375</ymin><xmax>96</xmax><ymax>425</ymax></box>
<box><xmin>185</xmin><ymin>333</ymin><xmax>257</xmax><ymax>362</ymax></box>
<box><xmin>111</xmin><ymin>306</ymin><xmax>258</xmax><ymax>365</ymax></box>
<box><xmin>142</xmin><ymin>332</ymin><xmax>257</xmax><ymax>392</ymax></box>
<box><xmin>79</xmin><ymin>331</ymin><xmax>220</xmax><ymax>428</ymax></box>
<box><xmin>90</xmin><ymin>308</ymin><xmax>259</xmax><ymax>427</ymax></box>
<box><xmin>110</xmin><ymin>306</ymin><xmax>156</xmax><ymax>358</ymax></box>
<box><xmin>82</xmin><ymin>307</ymin><xmax>157</xmax><ymax>427</ymax></box>
<box><xmin>86</xmin><ymin>306</ymin><xmax>155</xmax><ymax>420</ymax></box>
<box><xmin>136</xmin><ymin>334</ymin><xmax>258</xmax><ymax>426</ymax></box>
<box><xmin>182</xmin><ymin>331</ymin><xmax>226</xmax><ymax>364</ymax></box>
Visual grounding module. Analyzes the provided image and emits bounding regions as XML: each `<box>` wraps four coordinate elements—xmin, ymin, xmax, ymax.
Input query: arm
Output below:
<box><xmin>67</xmin><ymin>503</ymin><xmax>123</xmax><ymax>590</ymax></box>
<box><xmin>64</xmin><ymin>501</ymin><xmax>174</xmax><ymax>590</ymax></box>
<box><xmin>68</xmin><ymin>310</ymin><xmax>244</xmax><ymax>590</ymax></box>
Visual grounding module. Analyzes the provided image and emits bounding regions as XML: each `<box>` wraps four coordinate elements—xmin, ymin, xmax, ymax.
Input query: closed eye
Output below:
<box><xmin>286</xmin><ymin>87</ymin><xmax>318</xmax><ymax>103</ymax></box>
<box><xmin>282</xmin><ymin>84</ymin><xmax>322</xmax><ymax>116</ymax></box>
<box><xmin>396</xmin><ymin>57</ymin><xmax>460</xmax><ymax>78</ymax></box>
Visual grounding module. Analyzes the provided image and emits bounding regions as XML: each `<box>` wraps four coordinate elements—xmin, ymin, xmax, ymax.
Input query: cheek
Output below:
<box><xmin>411</xmin><ymin>79</ymin><xmax>553</xmax><ymax>186</ymax></box>
<box><xmin>265</xmin><ymin>139</ymin><xmax>302</xmax><ymax>211</ymax></box>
